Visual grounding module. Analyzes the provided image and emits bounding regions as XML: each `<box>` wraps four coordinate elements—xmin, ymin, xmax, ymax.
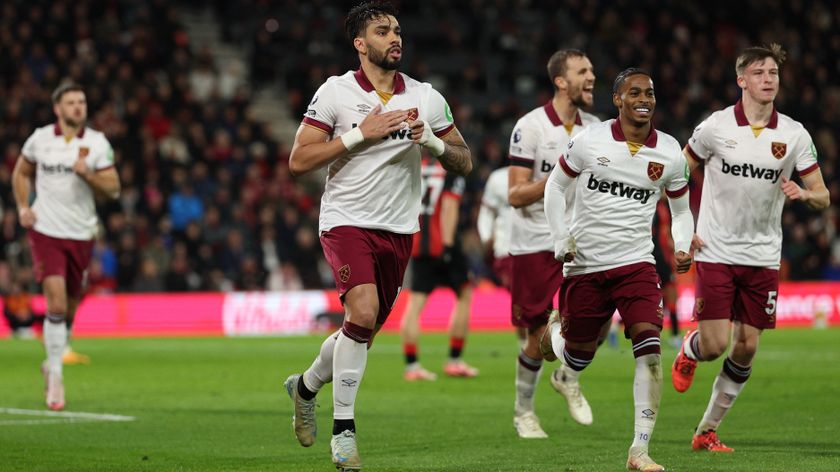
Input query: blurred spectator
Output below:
<box><xmin>168</xmin><ymin>184</ymin><xmax>204</xmax><ymax>232</ymax></box>
<box><xmin>132</xmin><ymin>258</ymin><xmax>165</xmax><ymax>292</ymax></box>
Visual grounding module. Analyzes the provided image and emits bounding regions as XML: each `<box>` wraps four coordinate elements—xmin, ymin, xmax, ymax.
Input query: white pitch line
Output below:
<box><xmin>0</xmin><ymin>419</ymin><xmax>78</xmax><ymax>426</ymax></box>
<box><xmin>0</xmin><ymin>408</ymin><xmax>135</xmax><ymax>422</ymax></box>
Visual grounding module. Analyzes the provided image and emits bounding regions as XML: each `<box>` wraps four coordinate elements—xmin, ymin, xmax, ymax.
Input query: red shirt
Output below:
<box><xmin>412</xmin><ymin>158</ymin><xmax>465</xmax><ymax>258</ymax></box>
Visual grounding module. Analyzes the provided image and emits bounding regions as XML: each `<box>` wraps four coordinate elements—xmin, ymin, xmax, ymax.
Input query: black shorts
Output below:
<box><xmin>410</xmin><ymin>249</ymin><xmax>469</xmax><ymax>294</ymax></box>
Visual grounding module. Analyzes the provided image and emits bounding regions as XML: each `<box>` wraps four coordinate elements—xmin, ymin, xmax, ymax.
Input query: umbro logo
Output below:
<box><xmin>597</xmin><ymin>156</ymin><xmax>610</xmax><ymax>166</ymax></box>
<box><xmin>642</xmin><ymin>409</ymin><xmax>655</xmax><ymax>419</ymax></box>
<box><xmin>341</xmin><ymin>379</ymin><xmax>358</xmax><ymax>387</ymax></box>
<box><xmin>356</xmin><ymin>104</ymin><xmax>371</xmax><ymax>114</ymax></box>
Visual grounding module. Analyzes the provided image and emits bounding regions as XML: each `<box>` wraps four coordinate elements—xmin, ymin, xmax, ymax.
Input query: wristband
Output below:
<box><xmin>340</xmin><ymin>127</ymin><xmax>365</xmax><ymax>151</ymax></box>
<box><xmin>425</xmin><ymin>134</ymin><xmax>445</xmax><ymax>157</ymax></box>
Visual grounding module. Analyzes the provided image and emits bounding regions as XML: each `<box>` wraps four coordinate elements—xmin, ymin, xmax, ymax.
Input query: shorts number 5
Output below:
<box><xmin>765</xmin><ymin>290</ymin><xmax>778</xmax><ymax>315</ymax></box>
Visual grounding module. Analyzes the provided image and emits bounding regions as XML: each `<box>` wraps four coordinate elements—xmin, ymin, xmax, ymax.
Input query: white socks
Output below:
<box><xmin>332</xmin><ymin>332</ymin><xmax>368</xmax><ymax>420</ymax></box>
<box><xmin>515</xmin><ymin>352</ymin><xmax>543</xmax><ymax>416</ymax></box>
<box><xmin>303</xmin><ymin>330</ymin><xmax>340</xmax><ymax>393</ymax></box>
<box><xmin>631</xmin><ymin>353</ymin><xmax>662</xmax><ymax>449</ymax></box>
<box><xmin>44</xmin><ymin>316</ymin><xmax>67</xmax><ymax>375</ymax></box>
<box><xmin>696</xmin><ymin>371</ymin><xmax>746</xmax><ymax>434</ymax></box>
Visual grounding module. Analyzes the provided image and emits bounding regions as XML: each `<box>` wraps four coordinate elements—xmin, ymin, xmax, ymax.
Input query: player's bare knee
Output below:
<box><xmin>346</xmin><ymin>306</ymin><xmax>377</xmax><ymax>329</ymax></box>
<box><xmin>732</xmin><ymin>337</ymin><xmax>758</xmax><ymax>360</ymax></box>
<box><xmin>703</xmin><ymin>340</ymin><xmax>728</xmax><ymax>360</ymax></box>
<box><xmin>697</xmin><ymin>330</ymin><xmax>727</xmax><ymax>360</ymax></box>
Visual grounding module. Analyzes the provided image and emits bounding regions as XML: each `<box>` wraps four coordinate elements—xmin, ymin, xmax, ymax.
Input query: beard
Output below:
<box><xmin>368</xmin><ymin>45</ymin><xmax>401</xmax><ymax>71</ymax></box>
<box><xmin>569</xmin><ymin>87</ymin><xmax>592</xmax><ymax>108</ymax></box>
<box><xmin>64</xmin><ymin>117</ymin><xmax>83</xmax><ymax>128</ymax></box>
<box><xmin>61</xmin><ymin>111</ymin><xmax>86</xmax><ymax>128</ymax></box>
<box><xmin>570</xmin><ymin>95</ymin><xmax>589</xmax><ymax>108</ymax></box>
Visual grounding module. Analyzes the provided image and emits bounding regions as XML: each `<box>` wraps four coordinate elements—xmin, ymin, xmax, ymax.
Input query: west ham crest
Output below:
<box><xmin>771</xmin><ymin>142</ymin><xmax>787</xmax><ymax>159</ymax></box>
<box><xmin>406</xmin><ymin>107</ymin><xmax>419</xmax><ymax>122</ymax></box>
<box><xmin>78</xmin><ymin>146</ymin><xmax>90</xmax><ymax>158</ymax></box>
<box><xmin>338</xmin><ymin>264</ymin><xmax>351</xmax><ymax>283</ymax></box>
<box><xmin>647</xmin><ymin>162</ymin><xmax>664</xmax><ymax>181</ymax></box>
<box><xmin>695</xmin><ymin>297</ymin><xmax>705</xmax><ymax>314</ymax></box>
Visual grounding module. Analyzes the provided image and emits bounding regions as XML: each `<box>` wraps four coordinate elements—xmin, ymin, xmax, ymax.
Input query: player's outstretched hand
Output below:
<box><xmin>358</xmin><ymin>104</ymin><xmax>408</xmax><ymax>141</ymax></box>
<box><xmin>18</xmin><ymin>207</ymin><xmax>36</xmax><ymax>229</ymax></box>
<box><xmin>781</xmin><ymin>176</ymin><xmax>807</xmax><ymax>201</ymax></box>
<box><xmin>674</xmin><ymin>250</ymin><xmax>692</xmax><ymax>274</ymax></box>
<box><xmin>690</xmin><ymin>233</ymin><xmax>705</xmax><ymax>256</ymax></box>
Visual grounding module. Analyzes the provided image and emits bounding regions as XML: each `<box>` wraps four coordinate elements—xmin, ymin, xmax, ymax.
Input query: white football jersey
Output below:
<box><xmin>687</xmin><ymin>101</ymin><xmax>820</xmax><ymax>268</ymax></box>
<box><xmin>303</xmin><ymin>69</ymin><xmax>456</xmax><ymax>234</ymax></box>
<box><xmin>478</xmin><ymin>166</ymin><xmax>512</xmax><ymax>258</ymax></box>
<box><xmin>508</xmin><ymin>103</ymin><xmax>600</xmax><ymax>255</ymax></box>
<box><xmin>559</xmin><ymin>120</ymin><xmax>689</xmax><ymax>276</ymax></box>
<box><xmin>21</xmin><ymin>124</ymin><xmax>115</xmax><ymax>240</ymax></box>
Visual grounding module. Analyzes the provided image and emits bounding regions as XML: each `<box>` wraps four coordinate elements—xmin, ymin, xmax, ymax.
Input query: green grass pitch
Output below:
<box><xmin>1</xmin><ymin>329</ymin><xmax>839</xmax><ymax>471</ymax></box>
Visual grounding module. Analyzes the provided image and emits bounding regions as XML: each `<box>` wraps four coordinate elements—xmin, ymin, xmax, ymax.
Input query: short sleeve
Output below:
<box><xmin>426</xmin><ymin>88</ymin><xmax>456</xmax><ymax>138</ymax></box>
<box><xmin>21</xmin><ymin>131</ymin><xmax>38</xmax><ymax>163</ymax></box>
<box><xmin>558</xmin><ymin>132</ymin><xmax>585</xmax><ymax>177</ymax></box>
<box><xmin>508</xmin><ymin>119</ymin><xmax>540</xmax><ymax>168</ymax></box>
<box><xmin>794</xmin><ymin>128</ymin><xmax>820</xmax><ymax>177</ymax></box>
<box><xmin>301</xmin><ymin>81</ymin><xmax>338</xmax><ymax>135</ymax></box>
<box><xmin>685</xmin><ymin>114</ymin><xmax>715</xmax><ymax>162</ymax></box>
<box><xmin>665</xmin><ymin>151</ymin><xmax>689</xmax><ymax>198</ymax></box>
<box><xmin>94</xmin><ymin>136</ymin><xmax>116</xmax><ymax>171</ymax></box>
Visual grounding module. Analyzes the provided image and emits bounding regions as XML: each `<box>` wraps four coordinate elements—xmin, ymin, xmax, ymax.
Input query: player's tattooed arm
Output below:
<box><xmin>410</xmin><ymin>122</ymin><xmax>472</xmax><ymax>176</ymax></box>
<box><xmin>437</xmin><ymin>127</ymin><xmax>472</xmax><ymax>176</ymax></box>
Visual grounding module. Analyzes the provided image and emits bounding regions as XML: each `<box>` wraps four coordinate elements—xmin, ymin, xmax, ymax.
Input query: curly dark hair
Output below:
<box><xmin>344</xmin><ymin>1</ymin><xmax>399</xmax><ymax>41</ymax></box>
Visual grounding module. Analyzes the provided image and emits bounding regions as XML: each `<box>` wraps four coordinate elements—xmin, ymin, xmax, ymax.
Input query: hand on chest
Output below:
<box><xmin>342</xmin><ymin>95</ymin><xmax>422</xmax><ymax>143</ymax></box>
<box><xmin>40</xmin><ymin>141</ymin><xmax>91</xmax><ymax>175</ymax></box>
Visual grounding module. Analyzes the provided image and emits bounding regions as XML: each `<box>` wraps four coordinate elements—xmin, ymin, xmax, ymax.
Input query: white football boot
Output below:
<box><xmin>331</xmin><ymin>430</ymin><xmax>362</xmax><ymax>470</ymax></box>
<box><xmin>513</xmin><ymin>411</ymin><xmax>548</xmax><ymax>438</ymax></box>
<box><xmin>550</xmin><ymin>367</ymin><xmax>593</xmax><ymax>425</ymax></box>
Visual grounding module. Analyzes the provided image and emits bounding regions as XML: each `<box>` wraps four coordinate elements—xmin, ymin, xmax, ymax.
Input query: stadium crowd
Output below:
<box><xmin>1</xmin><ymin>0</ymin><xmax>839</xmax><ymax>299</ymax></box>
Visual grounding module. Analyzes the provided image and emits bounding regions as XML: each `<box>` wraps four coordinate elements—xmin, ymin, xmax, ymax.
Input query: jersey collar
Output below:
<box><xmin>53</xmin><ymin>122</ymin><xmax>85</xmax><ymax>138</ymax></box>
<box><xmin>733</xmin><ymin>99</ymin><xmax>778</xmax><ymax>129</ymax></box>
<box><xmin>354</xmin><ymin>68</ymin><xmax>406</xmax><ymax>94</ymax></box>
<box><xmin>543</xmin><ymin>102</ymin><xmax>582</xmax><ymax>127</ymax></box>
<box><xmin>610</xmin><ymin>118</ymin><xmax>658</xmax><ymax>148</ymax></box>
